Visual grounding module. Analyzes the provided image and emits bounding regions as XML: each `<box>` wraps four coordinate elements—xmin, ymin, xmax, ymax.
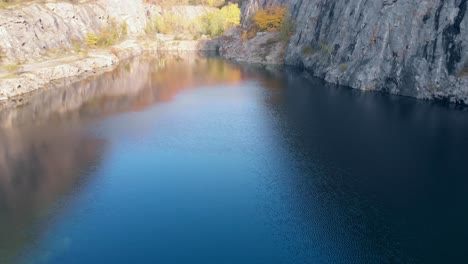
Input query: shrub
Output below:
<box><xmin>339</xmin><ymin>63</ymin><xmax>348</xmax><ymax>72</ymax></box>
<box><xmin>147</xmin><ymin>13</ymin><xmax>187</xmax><ymax>35</ymax></box>
<box><xmin>302</xmin><ymin>46</ymin><xmax>316</xmax><ymax>55</ymax></box>
<box><xmin>71</xmin><ymin>38</ymin><xmax>82</xmax><ymax>52</ymax></box>
<box><xmin>459</xmin><ymin>62</ymin><xmax>468</xmax><ymax>77</ymax></box>
<box><xmin>243</xmin><ymin>5</ymin><xmax>288</xmax><ymax>41</ymax></box>
<box><xmin>459</xmin><ymin>68</ymin><xmax>468</xmax><ymax>77</ymax></box>
<box><xmin>0</xmin><ymin>49</ymin><xmax>6</xmax><ymax>61</ymax></box>
<box><xmin>319</xmin><ymin>41</ymin><xmax>333</xmax><ymax>61</ymax></box>
<box><xmin>198</xmin><ymin>10</ymin><xmax>224</xmax><ymax>37</ymax></box>
<box><xmin>85</xmin><ymin>33</ymin><xmax>98</xmax><ymax>46</ymax></box>
<box><xmin>242</xmin><ymin>29</ymin><xmax>248</xmax><ymax>41</ymax></box>
<box><xmin>3</xmin><ymin>63</ymin><xmax>21</xmax><ymax>73</ymax></box>
<box><xmin>145</xmin><ymin>3</ymin><xmax>240</xmax><ymax>38</ymax></box>
<box><xmin>197</xmin><ymin>3</ymin><xmax>240</xmax><ymax>37</ymax></box>
<box><xmin>85</xmin><ymin>20</ymin><xmax>128</xmax><ymax>47</ymax></box>
<box><xmin>121</xmin><ymin>21</ymin><xmax>128</xmax><ymax>37</ymax></box>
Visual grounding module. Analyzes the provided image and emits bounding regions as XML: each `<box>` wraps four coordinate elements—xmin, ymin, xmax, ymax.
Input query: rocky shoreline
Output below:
<box><xmin>6</xmin><ymin>0</ymin><xmax>467</xmax><ymax>106</ymax></box>
<box><xmin>218</xmin><ymin>28</ymin><xmax>285</xmax><ymax>65</ymax></box>
<box><xmin>219</xmin><ymin>0</ymin><xmax>468</xmax><ymax>105</ymax></box>
<box><xmin>0</xmin><ymin>0</ymin><xmax>220</xmax><ymax>104</ymax></box>
<box><xmin>0</xmin><ymin>37</ymin><xmax>218</xmax><ymax>104</ymax></box>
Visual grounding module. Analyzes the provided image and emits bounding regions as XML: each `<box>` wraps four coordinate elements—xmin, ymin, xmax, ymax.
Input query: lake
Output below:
<box><xmin>1</xmin><ymin>52</ymin><xmax>467</xmax><ymax>264</ymax></box>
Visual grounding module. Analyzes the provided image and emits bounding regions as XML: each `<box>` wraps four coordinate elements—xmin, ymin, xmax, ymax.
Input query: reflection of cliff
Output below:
<box><xmin>74</xmin><ymin>53</ymin><xmax>245</xmax><ymax>114</ymax></box>
<box><xmin>0</xmin><ymin>53</ymin><xmax>244</xmax><ymax>128</ymax></box>
<box><xmin>134</xmin><ymin>53</ymin><xmax>244</xmax><ymax>107</ymax></box>
<box><xmin>0</xmin><ymin>53</ymin><xmax>249</xmax><ymax>262</ymax></box>
<box><xmin>0</xmin><ymin>127</ymin><xmax>104</xmax><ymax>263</ymax></box>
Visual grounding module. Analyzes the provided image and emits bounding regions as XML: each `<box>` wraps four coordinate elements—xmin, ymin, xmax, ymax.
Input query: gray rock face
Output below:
<box><xmin>0</xmin><ymin>1</ymin><xmax>217</xmax><ymax>64</ymax></box>
<box><xmin>219</xmin><ymin>28</ymin><xmax>285</xmax><ymax>64</ymax></box>
<box><xmin>239</xmin><ymin>0</ymin><xmax>468</xmax><ymax>103</ymax></box>
<box><xmin>0</xmin><ymin>0</ymin><xmax>147</xmax><ymax>63</ymax></box>
<box><xmin>0</xmin><ymin>1</ymin><xmax>216</xmax><ymax>100</ymax></box>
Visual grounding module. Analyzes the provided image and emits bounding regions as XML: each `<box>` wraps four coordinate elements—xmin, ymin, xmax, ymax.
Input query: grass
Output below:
<box><xmin>339</xmin><ymin>63</ymin><xmax>348</xmax><ymax>72</ymax></box>
<box><xmin>319</xmin><ymin>41</ymin><xmax>333</xmax><ymax>54</ymax></box>
<box><xmin>0</xmin><ymin>51</ymin><xmax>6</xmax><ymax>61</ymax></box>
<box><xmin>319</xmin><ymin>40</ymin><xmax>333</xmax><ymax>62</ymax></box>
<box><xmin>71</xmin><ymin>38</ymin><xmax>82</xmax><ymax>53</ymax></box>
<box><xmin>279</xmin><ymin>17</ymin><xmax>295</xmax><ymax>44</ymax></box>
<box><xmin>458</xmin><ymin>61</ymin><xmax>468</xmax><ymax>77</ymax></box>
<box><xmin>302</xmin><ymin>46</ymin><xmax>316</xmax><ymax>55</ymax></box>
<box><xmin>302</xmin><ymin>41</ymin><xmax>333</xmax><ymax>58</ymax></box>
<box><xmin>3</xmin><ymin>63</ymin><xmax>21</xmax><ymax>73</ymax></box>
<box><xmin>459</xmin><ymin>67</ymin><xmax>468</xmax><ymax>77</ymax></box>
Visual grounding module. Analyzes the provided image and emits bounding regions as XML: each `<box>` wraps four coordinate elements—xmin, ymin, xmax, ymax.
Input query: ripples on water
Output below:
<box><xmin>0</xmin><ymin>52</ymin><xmax>467</xmax><ymax>264</ymax></box>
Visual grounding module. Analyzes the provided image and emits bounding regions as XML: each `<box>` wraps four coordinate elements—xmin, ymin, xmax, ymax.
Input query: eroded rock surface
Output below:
<box><xmin>0</xmin><ymin>0</ymin><xmax>146</xmax><ymax>62</ymax></box>
<box><xmin>0</xmin><ymin>1</ymin><xmax>216</xmax><ymax>100</ymax></box>
<box><xmin>219</xmin><ymin>28</ymin><xmax>285</xmax><ymax>64</ymax></box>
<box><xmin>229</xmin><ymin>0</ymin><xmax>468</xmax><ymax>103</ymax></box>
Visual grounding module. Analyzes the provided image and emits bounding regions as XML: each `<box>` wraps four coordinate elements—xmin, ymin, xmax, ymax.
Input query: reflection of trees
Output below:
<box><xmin>132</xmin><ymin>52</ymin><xmax>244</xmax><ymax>107</ymax></box>
<box><xmin>0</xmin><ymin>127</ymin><xmax>104</xmax><ymax>263</ymax></box>
<box><xmin>0</xmin><ymin>52</ymin><xmax>244</xmax><ymax>128</ymax></box>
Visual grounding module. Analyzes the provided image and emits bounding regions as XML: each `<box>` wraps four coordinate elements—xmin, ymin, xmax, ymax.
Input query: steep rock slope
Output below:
<box><xmin>240</xmin><ymin>0</ymin><xmax>468</xmax><ymax>103</ymax></box>
<box><xmin>0</xmin><ymin>1</ymin><xmax>217</xmax><ymax>100</ymax></box>
<box><xmin>0</xmin><ymin>0</ymin><xmax>147</xmax><ymax>62</ymax></box>
<box><xmin>0</xmin><ymin>0</ymin><xmax>216</xmax><ymax>63</ymax></box>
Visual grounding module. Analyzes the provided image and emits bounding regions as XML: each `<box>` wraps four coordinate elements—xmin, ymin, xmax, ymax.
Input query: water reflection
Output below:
<box><xmin>0</xmin><ymin>53</ymin><xmax>467</xmax><ymax>264</ymax></box>
<box><xmin>0</xmin><ymin>52</ymin><xmax>244</xmax><ymax>128</ymax></box>
<box><xmin>0</xmin><ymin>127</ymin><xmax>104</xmax><ymax>263</ymax></box>
<box><xmin>0</xmin><ymin>52</ymin><xmax>249</xmax><ymax>263</ymax></box>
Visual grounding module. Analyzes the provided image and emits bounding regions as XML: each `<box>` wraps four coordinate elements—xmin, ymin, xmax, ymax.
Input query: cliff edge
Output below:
<box><xmin>222</xmin><ymin>0</ymin><xmax>468</xmax><ymax>104</ymax></box>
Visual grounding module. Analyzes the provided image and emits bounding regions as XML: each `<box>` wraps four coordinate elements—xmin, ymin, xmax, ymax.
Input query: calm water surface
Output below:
<box><xmin>0</xmin><ymin>53</ymin><xmax>467</xmax><ymax>264</ymax></box>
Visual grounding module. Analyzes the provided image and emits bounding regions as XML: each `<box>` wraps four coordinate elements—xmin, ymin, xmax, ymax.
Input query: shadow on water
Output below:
<box><xmin>254</xmin><ymin>66</ymin><xmax>468</xmax><ymax>263</ymax></box>
<box><xmin>0</xmin><ymin>52</ymin><xmax>467</xmax><ymax>264</ymax></box>
<box><xmin>0</xmin><ymin>128</ymin><xmax>105</xmax><ymax>263</ymax></box>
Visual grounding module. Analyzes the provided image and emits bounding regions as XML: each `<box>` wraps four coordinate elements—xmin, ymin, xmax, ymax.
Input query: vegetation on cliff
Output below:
<box><xmin>242</xmin><ymin>4</ymin><xmax>294</xmax><ymax>42</ymax></box>
<box><xmin>146</xmin><ymin>2</ymin><xmax>240</xmax><ymax>37</ymax></box>
<box><xmin>85</xmin><ymin>20</ymin><xmax>128</xmax><ymax>47</ymax></box>
<box><xmin>0</xmin><ymin>0</ymin><xmax>242</xmax><ymax>99</ymax></box>
<box><xmin>146</xmin><ymin>0</ymin><xmax>229</xmax><ymax>7</ymax></box>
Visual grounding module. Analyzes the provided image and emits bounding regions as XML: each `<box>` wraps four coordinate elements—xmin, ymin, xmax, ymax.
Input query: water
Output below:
<box><xmin>0</xmin><ymin>52</ymin><xmax>467</xmax><ymax>264</ymax></box>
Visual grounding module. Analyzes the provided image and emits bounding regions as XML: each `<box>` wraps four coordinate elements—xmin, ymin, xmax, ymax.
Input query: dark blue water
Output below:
<box><xmin>1</xmin><ymin>53</ymin><xmax>467</xmax><ymax>264</ymax></box>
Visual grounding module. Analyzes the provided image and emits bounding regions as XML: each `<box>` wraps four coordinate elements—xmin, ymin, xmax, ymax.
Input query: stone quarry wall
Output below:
<box><xmin>0</xmin><ymin>0</ymin><xmax>218</xmax><ymax>100</ymax></box>
<box><xmin>0</xmin><ymin>0</ymin><xmax>212</xmax><ymax>63</ymax></box>
<box><xmin>0</xmin><ymin>0</ymin><xmax>147</xmax><ymax>62</ymax></box>
<box><xmin>237</xmin><ymin>0</ymin><xmax>468</xmax><ymax>103</ymax></box>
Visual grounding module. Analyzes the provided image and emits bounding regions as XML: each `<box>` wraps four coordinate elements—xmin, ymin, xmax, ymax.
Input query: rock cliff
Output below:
<box><xmin>232</xmin><ymin>0</ymin><xmax>468</xmax><ymax>103</ymax></box>
<box><xmin>0</xmin><ymin>0</ymin><xmax>147</xmax><ymax>62</ymax></box>
<box><xmin>0</xmin><ymin>0</ymin><xmax>216</xmax><ymax>100</ymax></box>
<box><xmin>0</xmin><ymin>0</ymin><xmax>213</xmax><ymax>63</ymax></box>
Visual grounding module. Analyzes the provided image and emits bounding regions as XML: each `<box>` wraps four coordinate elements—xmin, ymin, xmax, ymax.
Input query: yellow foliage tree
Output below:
<box><xmin>253</xmin><ymin>5</ymin><xmax>286</xmax><ymax>32</ymax></box>
<box><xmin>220</xmin><ymin>3</ymin><xmax>241</xmax><ymax>29</ymax></box>
<box><xmin>197</xmin><ymin>3</ymin><xmax>240</xmax><ymax>37</ymax></box>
